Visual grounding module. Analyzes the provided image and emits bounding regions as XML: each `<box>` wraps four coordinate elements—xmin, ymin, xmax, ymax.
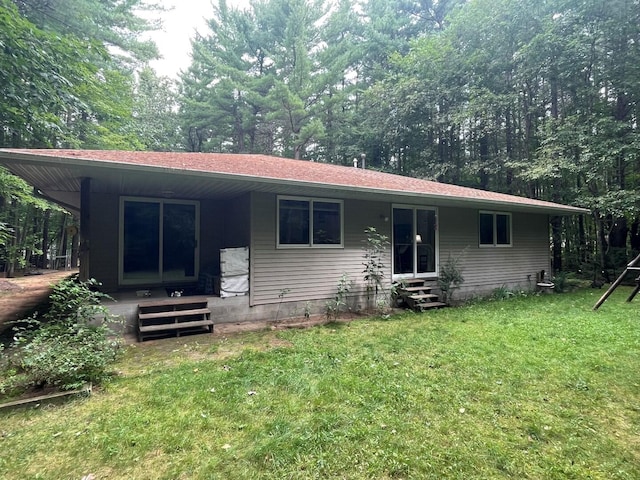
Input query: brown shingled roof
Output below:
<box><xmin>0</xmin><ymin>149</ymin><xmax>587</xmax><ymax>214</ymax></box>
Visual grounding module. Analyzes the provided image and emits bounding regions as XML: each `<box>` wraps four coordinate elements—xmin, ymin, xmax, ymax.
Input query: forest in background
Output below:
<box><xmin>1</xmin><ymin>0</ymin><xmax>639</xmax><ymax>281</ymax></box>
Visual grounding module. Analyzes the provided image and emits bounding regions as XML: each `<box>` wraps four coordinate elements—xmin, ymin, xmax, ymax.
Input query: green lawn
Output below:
<box><xmin>1</xmin><ymin>288</ymin><xmax>639</xmax><ymax>479</ymax></box>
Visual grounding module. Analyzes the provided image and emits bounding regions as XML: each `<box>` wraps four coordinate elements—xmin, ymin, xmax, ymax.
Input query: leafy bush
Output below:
<box><xmin>43</xmin><ymin>277</ymin><xmax>112</xmax><ymax>325</ymax></box>
<box><xmin>490</xmin><ymin>285</ymin><xmax>516</xmax><ymax>300</ymax></box>
<box><xmin>490</xmin><ymin>285</ymin><xmax>530</xmax><ymax>301</ymax></box>
<box><xmin>325</xmin><ymin>273</ymin><xmax>353</xmax><ymax>320</ymax></box>
<box><xmin>9</xmin><ymin>277</ymin><xmax>122</xmax><ymax>391</ymax></box>
<box><xmin>18</xmin><ymin>321</ymin><xmax>120</xmax><ymax>390</ymax></box>
<box><xmin>362</xmin><ymin>226</ymin><xmax>390</xmax><ymax>309</ymax></box>
<box><xmin>552</xmin><ymin>271</ymin><xmax>568</xmax><ymax>293</ymax></box>
<box><xmin>437</xmin><ymin>250</ymin><xmax>466</xmax><ymax>304</ymax></box>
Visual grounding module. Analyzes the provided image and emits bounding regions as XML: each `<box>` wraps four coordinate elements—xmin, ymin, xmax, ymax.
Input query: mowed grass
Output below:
<box><xmin>1</xmin><ymin>287</ymin><xmax>639</xmax><ymax>479</ymax></box>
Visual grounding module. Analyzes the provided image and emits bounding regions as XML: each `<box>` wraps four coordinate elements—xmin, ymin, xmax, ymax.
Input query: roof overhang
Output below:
<box><xmin>0</xmin><ymin>149</ymin><xmax>589</xmax><ymax>216</ymax></box>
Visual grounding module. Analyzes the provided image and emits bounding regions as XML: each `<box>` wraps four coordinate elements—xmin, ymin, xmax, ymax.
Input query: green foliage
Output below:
<box><xmin>362</xmin><ymin>226</ymin><xmax>390</xmax><ymax>309</ymax></box>
<box><xmin>325</xmin><ymin>272</ymin><xmax>352</xmax><ymax>321</ymax></box>
<box><xmin>15</xmin><ymin>319</ymin><xmax>120</xmax><ymax>391</ymax></box>
<box><xmin>181</xmin><ymin>0</ymin><xmax>330</xmax><ymax>157</ymax></box>
<box><xmin>489</xmin><ymin>285</ymin><xmax>529</xmax><ymax>301</ymax></box>
<box><xmin>437</xmin><ymin>250</ymin><xmax>466</xmax><ymax>304</ymax></box>
<box><xmin>133</xmin><ymin>67</ymin><xmax>181</xmax><ymax>151</ymax></box>
<box><xmin>1</xmin><ymin>0</ymin><xmax>163</xmax><ymax>150</ymax></box>
<box><xmin>14</xmin><ymin>0</ymin><xmax>160</xmax><ymax>64</ymax></box>
<box><xmin>7</xmin><ymin>278</ymin><xmax>122</xmax><ymax>391</ymax></box>
<box><xmin>0</xmin><ymin>0</ymin><xmax>99</xmax><ymax>147</ymax></box>
<box><xmin>43</xmin><ymin>278</ymin><xmax>113</xmax><ymax>325</ymax></box>
<box><xmin>552</xmin><ymin>271</ymin><xmax>568</xmax><ymax>294</ymax></box>
<box><xmin>0</xmin><ymin>221</ymin><xmax>13</xmax><ymax>246</ymax></box>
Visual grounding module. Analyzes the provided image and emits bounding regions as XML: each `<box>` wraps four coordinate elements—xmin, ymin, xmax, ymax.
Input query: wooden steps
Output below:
<box><xmin>414</xmin><ymin>301</ymin><xmax>447</xmax><ymax>311</ymax></box>
<box><xmin>137</xmin><ymin>296</ymin><xmax>213</xmax><ymax>342</ymax></box>
<box><xmin>400</xmin><ymin>286</ymin><xmax>433</xmax><ymax>293</ymax></box>
<box><xmin>394</xmin><ymin>279</ymin><xmax>446</xmax><ymax>312</ymax></box>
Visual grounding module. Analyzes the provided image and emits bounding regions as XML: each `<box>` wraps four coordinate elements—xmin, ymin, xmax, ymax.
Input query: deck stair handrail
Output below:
<box><xmin>593</xmin><ymin>253</ymin><xmax>640</xmax><ymax>310</ymax></box>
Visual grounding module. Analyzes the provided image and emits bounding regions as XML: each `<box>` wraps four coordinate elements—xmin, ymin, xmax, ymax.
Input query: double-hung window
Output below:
<box><xmin>277</xmin><ymin>196</ymin><xmax>343</xmax><ymax>248</ymax></box>
<box><xmin>479</xmin><ymin>211</ymin><xmax>512</xmax><ymax>247</ymax></box>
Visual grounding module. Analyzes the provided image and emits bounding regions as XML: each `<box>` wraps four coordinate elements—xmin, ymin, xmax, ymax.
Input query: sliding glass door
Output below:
<box><xmin>120</xmin><ymin>198</ymin><xmax>199</xmax><ymax>285</ymax></box>
<box><xmin>392</xmin><ymin>206</ymin><xmax>438</xmax><ymax>278</ymax></box>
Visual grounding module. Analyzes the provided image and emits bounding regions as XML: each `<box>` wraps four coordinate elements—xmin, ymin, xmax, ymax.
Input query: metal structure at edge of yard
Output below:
<box><xmin>593</xmin><ymin>253</ymin><xmax>640</xmax><ymax>310</ymax></box>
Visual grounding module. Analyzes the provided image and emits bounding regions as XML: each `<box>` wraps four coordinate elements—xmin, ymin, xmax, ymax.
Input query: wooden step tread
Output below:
<box><xmin>138</xmin><ymin>296</ymin><xmax>209</xmax><ymax>308</ymax></box>
<box><xmin>400</xmin><ymin>278</ymin><xmax>427</xmax><ymax>286</ymax></box>
<box><xmin>408</xmin><ymin>293</ymin><xmax>439</xmax><ymax>300</ymax></box>
<box><xmin>138</xmin><ymin>308</ymin><xmax>211</xmax><ymax>321</ymax></box>
<box><xmin>139</xmin><ymin>319</ymin><xmax>214</xmax><ymax>333</ymax></box>
<box><xmin>416</xmin><ymin>302</ymin><xmax>447</xmax><ymax>310</ymax></box>
<box><xmin>399</xmin><ymin>286</ymin><xmax>432</xmax><ymax>293</ymax></box>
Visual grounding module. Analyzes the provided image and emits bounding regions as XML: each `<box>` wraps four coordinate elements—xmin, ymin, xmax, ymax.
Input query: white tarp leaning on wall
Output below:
<box><xmin>219</xmin><ymin>247</ymin><xmax>249</xmax><ymax>298</ymax></box>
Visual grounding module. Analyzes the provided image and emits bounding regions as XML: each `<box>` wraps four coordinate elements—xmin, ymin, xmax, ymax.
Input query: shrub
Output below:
<box><xmin>18</xmin><ymin>321</ymin><xmax>120</xmax><ymax>390</ymax></box>
<box><xmin>10</xmin><ymin>277</ymin><xmax>122</xmax><ymax>391</ymax></box>
<box><xmin>437</xmin><ymin>250</ymin><xmax>466</xmax><ymax>304</ymax></box>
<box><xmin>362</xmin><ymin>227</ymin><xmax>390</xmax><ymax>309</ymax></box>
<box><xmin>553</xmin><ymin>271</ymin><xmax>568</xmax><ymax>293</ymax></box>
<box><xmin>325</xmin><ymin>273</ymin><xmax>353</xmax><ymax>320</ymax></box>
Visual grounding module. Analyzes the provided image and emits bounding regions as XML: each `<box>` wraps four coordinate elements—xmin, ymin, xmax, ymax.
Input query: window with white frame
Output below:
<box><xmin>479</xmin><ymin>211</ymin><xmax>512</xmax><ymax>246</ymax></box>
<box><xmin>277</xmin><ymin>196</ymin><xmax>343</xmax><ymax>247</ymax></box>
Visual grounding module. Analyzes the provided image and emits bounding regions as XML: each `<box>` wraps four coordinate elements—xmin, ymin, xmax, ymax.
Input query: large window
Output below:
<box><xmin>393</xmin><ymin>206</ymin><xmax>438</xmax><ymax>277</ymax></box>
<box><xmin>479</xmin><ymin>211</ymin><xmax>512</xmax><ymax>247</ymax></box>
<box><xmin>119</xmin><ymin>197</ymin><xmax>199</xmax><ymax>284</ymax></box>
<box><xmin>278</xmin><ymin>196</ymin><xmax>343</xmax><ymax>248</ymax></box>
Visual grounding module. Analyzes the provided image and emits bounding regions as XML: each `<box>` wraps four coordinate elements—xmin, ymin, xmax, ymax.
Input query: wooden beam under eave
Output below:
<box><xmin>79</xmin><ymin>178</ymin><xmax>90</xmax><ymax>281</ymax></box>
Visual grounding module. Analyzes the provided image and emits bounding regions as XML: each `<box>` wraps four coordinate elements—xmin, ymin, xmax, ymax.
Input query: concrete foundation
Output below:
<box><xmin>104</xmin><ymin>289</ymin><xmax>370</xmax><ymax>336</ymax></box>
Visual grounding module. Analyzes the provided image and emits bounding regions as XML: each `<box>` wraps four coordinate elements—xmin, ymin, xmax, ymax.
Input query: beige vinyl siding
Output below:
<box><xmin>439</xmin><ymin>206</ymin><xmax>550</xmax><ymax>295</ymax></box>
<box><xmin>250</xmin><ymin>191</ymin><xmax>391</xmax><ymax>306</ymax></box>
<box><xmin>88</xmin><ymin>192</ymin><xmax>119</xmax><ymax>291</ymax></box>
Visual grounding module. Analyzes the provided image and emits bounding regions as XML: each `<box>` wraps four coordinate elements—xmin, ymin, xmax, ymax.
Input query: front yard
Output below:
<box><xmin>1</xmin><ymin>287</ymin><xmax>638</xmax><ymax>479</ymax></box>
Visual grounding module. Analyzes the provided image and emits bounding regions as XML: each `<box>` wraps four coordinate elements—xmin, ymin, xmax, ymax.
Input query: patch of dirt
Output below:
<box><xmin>117</xmin><ymin>312</ymin><xmax>373</xmax><ymax>375</ymax></box>
<box><xmin>0</xmin><ymin>270</ymin><xmax>78</xmax><ymax>331</ymax></box>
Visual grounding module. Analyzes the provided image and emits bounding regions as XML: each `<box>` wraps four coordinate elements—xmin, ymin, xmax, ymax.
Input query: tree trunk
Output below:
<box><xmin>578</xmin><ymin>214</ymin><xmax>587</xmax><ymax>264</ymax></box>
<box><xmin>594</xmin><ymin>213</ymin><xmax>608</xmax><ymax>282</ymax></box>
<box><xmin>630</xmin><ymin>217</ymin><xmax>640</xmax><ymax>254</ymax></box>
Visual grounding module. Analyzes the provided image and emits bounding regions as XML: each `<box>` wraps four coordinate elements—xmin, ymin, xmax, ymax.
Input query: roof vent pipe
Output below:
<box><xmin>361</xmin><ymin>153</ymin><xmax>366</xmax><ymax>169</ymax></box>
